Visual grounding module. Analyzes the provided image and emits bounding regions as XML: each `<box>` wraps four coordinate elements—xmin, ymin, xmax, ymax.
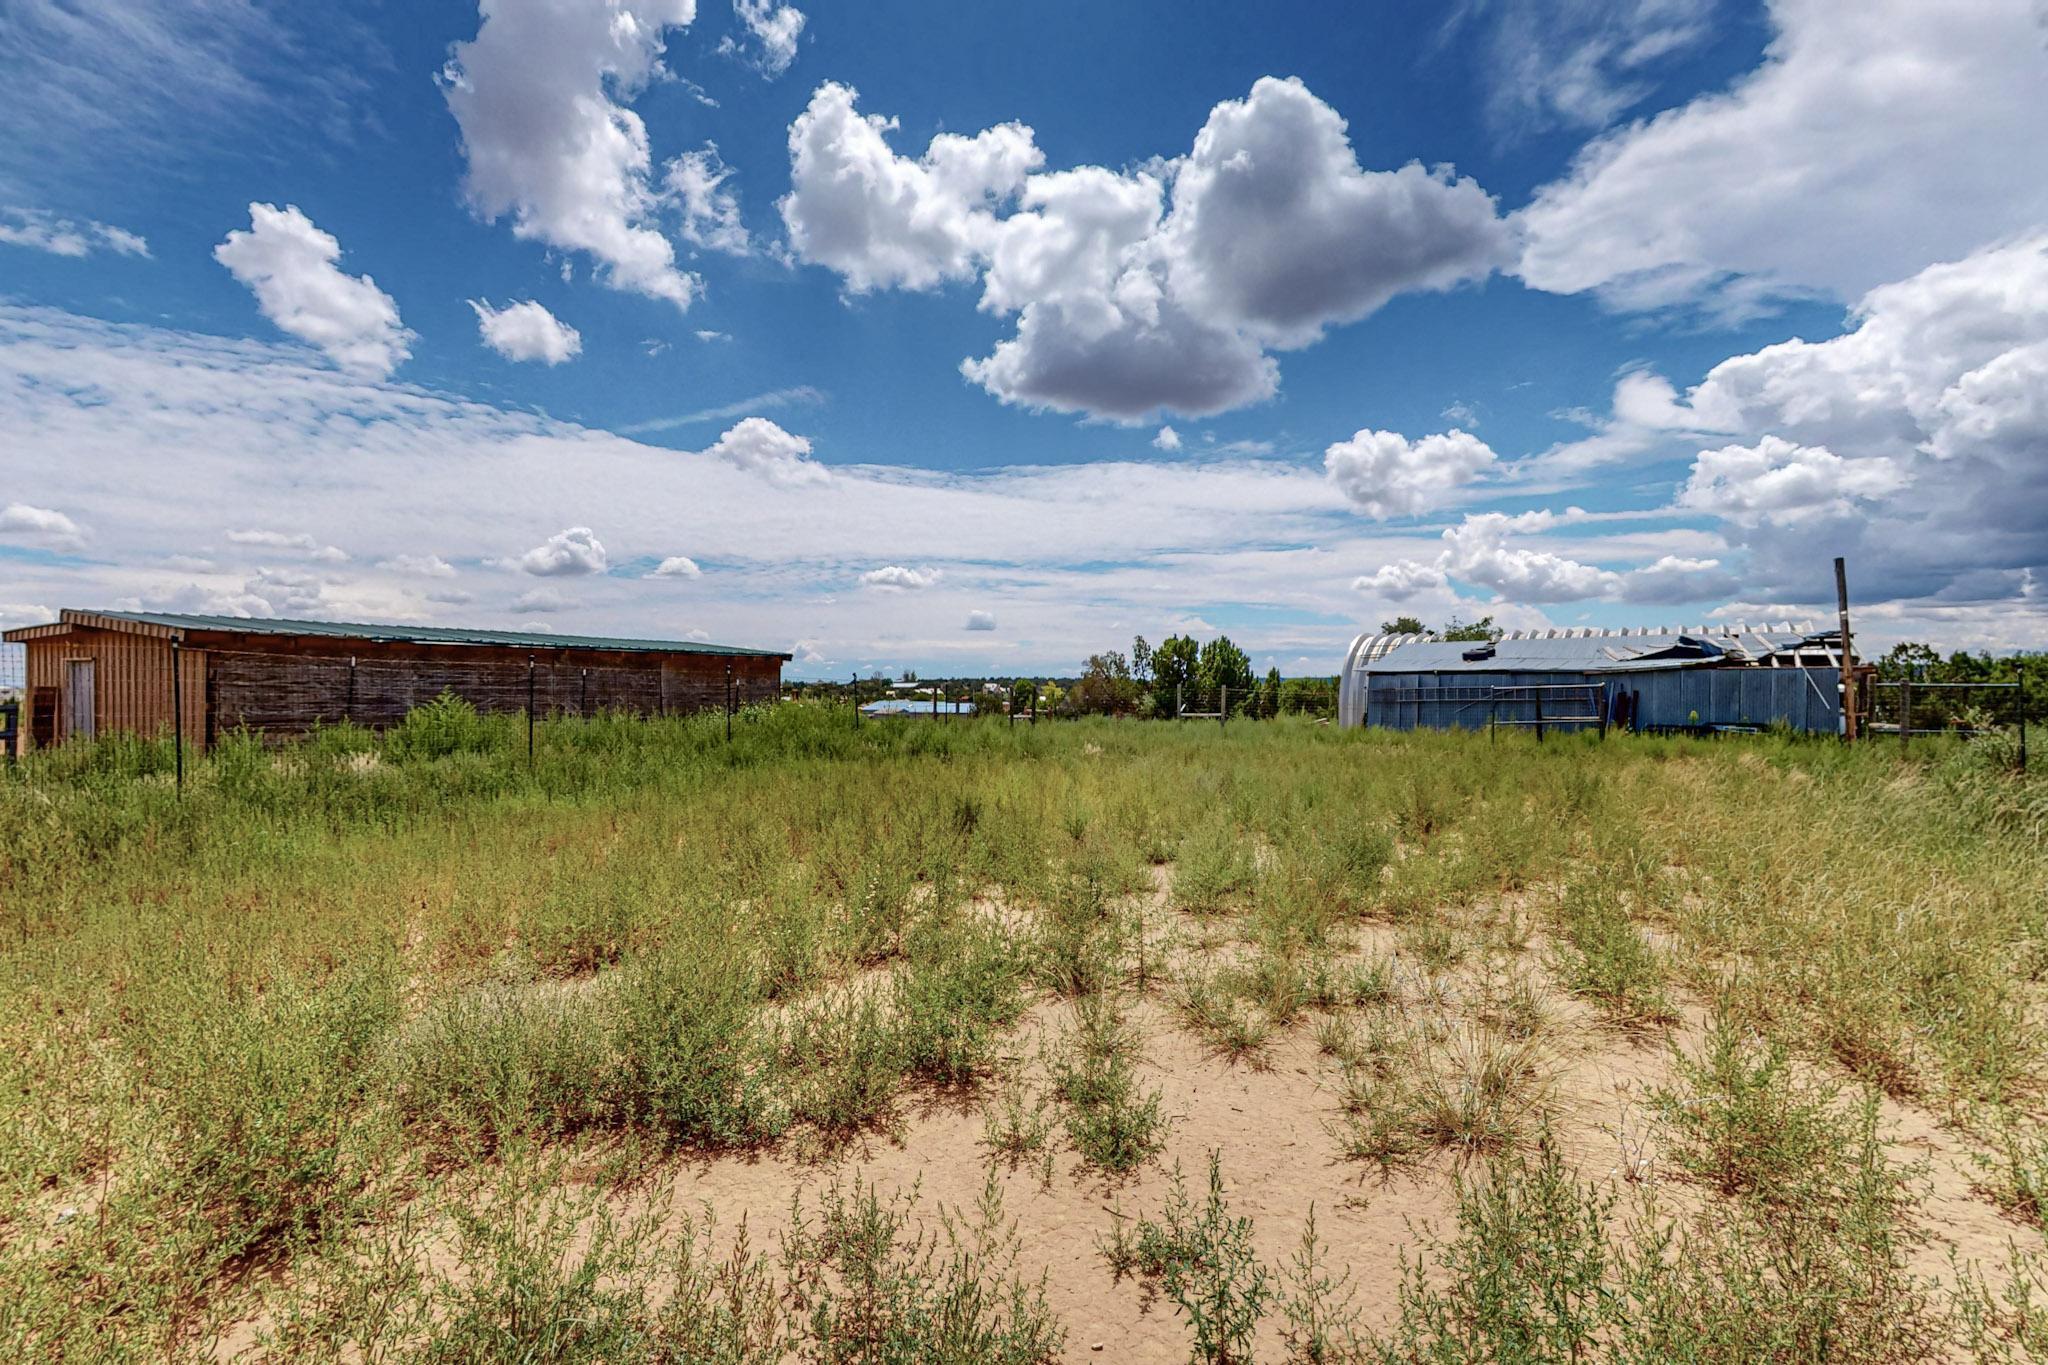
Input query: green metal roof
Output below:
<box><xmin>76</xmin><ymin>610</ymin><xmax>791</xmax><ymax>659</ymax></box>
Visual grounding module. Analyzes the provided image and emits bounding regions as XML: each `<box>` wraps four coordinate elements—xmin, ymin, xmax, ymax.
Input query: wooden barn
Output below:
<box><xmin>3</xmin><ymin>610</ymin><xmax>790</xmax><ymax>755</ymax></box>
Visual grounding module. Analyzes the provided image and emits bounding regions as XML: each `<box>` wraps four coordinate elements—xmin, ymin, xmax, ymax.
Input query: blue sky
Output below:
<box><xmin>1</xmin><ymin>0</ymin><xmax>2044</xmax><ymax>678</ymax></box>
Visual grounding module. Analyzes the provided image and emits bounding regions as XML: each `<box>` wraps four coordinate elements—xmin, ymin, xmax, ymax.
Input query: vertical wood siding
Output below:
<box><xmin>24</xmin><ymin>629</ymin><xmax>197</xmax><ymax>749</ymax></box>
<box><xmin>205</xmin><ymin>644</ymin><xmax>780</xmax><ymax>741</ymax></box>
<box><xmin>24</xmin><ymin>629</ymin><xmax>781</xmax><ymax>749</ymax></box>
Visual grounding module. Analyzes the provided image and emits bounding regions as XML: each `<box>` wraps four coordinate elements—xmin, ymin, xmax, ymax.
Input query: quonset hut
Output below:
<box><xmin>1337</xmin><ymin>624</ymin><xmax>1845</xmax><ymax>734</ymax></box>
<box><xmin>4</xmin><ymin>609</ymin><xmax>790</xmax><ymax>755</ymax></box>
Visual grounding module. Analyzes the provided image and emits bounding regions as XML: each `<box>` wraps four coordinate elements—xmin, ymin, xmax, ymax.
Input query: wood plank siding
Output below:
<box><xmin>202</xmin><ymin>642</ymin><xmax>779</xmax><ymax>740</ymax></box>
<box><xmin>10</xmin><ymin>620</ymin><xmax>781</xmax><ymax>753</ymax></box>
<box><xmin>18</xmin><ymin>625</ymin><xmax>204</xmax><ymax>753</ymax></box>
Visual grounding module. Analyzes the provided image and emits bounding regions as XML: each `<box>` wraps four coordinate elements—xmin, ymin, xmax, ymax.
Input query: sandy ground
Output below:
<box><xmin>208</xmin><ymin>884</ymin><xmax>2034</xmax><ymax>1362</ymax></box>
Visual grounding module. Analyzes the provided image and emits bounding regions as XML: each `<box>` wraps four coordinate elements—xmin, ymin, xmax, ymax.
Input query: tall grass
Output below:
<box><xmin>0</xmin><ymin>700</ymin><xmax>2040</xmax><ymax>1356</ymax></box>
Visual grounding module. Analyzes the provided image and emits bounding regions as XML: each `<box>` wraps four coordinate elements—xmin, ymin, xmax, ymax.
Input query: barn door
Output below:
<box><xmin>65</xmin><ymin>659</ymin><xmax>95</xmax><ymax>741</ymax></box>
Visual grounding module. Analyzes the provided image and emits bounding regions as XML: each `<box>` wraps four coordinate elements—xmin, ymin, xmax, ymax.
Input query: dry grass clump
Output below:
<box><xmin>1334</xmin><ymin>1009</ymin><xmax>1556</xmax><ymax>1172</ymax></box>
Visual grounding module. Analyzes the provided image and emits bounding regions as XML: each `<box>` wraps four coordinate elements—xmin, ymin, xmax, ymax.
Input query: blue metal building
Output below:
<box><xmin>1337</xmin><ymin>626</ymin><xmax>1843</xmax><ymax>734</ymax></box>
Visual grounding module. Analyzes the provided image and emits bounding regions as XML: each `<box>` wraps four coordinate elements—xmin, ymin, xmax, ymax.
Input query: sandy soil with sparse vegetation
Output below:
<box><xmin>3</xmin><ymin>700</ymin><xmax>2046</xmax><ymax>1361</ymax></box>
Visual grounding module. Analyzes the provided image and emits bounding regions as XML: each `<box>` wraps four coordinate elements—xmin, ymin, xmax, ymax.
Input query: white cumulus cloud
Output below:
<box><xmin>965</xmin><ymin>609</ymin><xmax>996</xmax><ymax>631</ymax></box>
<box><xmin>442</xmin><ymin>0</ymin><xmax>704</xmax><ymax>310</ymax></box>
<box><xmin>781</xmin><ymin>81</ymin><xmax>1040</xmax><ymax>293</ymax></box>
<box><xmin>1516</xmin><ymin>0</ymin><xmax>2048</xmax><ymax>314</ymax></box>
<box><xmin>783</xmin><ymin>76</ymin><xmax>1505</xmax><ymax>423</ymax></box>
<box><xmin>1152</xmin><ymin>425</ymin><xmax>1182</xmax><ymax>452</ymax></box>
<box><xmin>519</xmin><ymin>526</ymin><xmax>608</xmax><ymax>576</ymax></box>
<box><xmin>700</xmin><ymin>416</ymin><xmax>828</xmax><ymax>485</ymax></box>
<box><xmin>1362</xmin><ymin>510</ymin><xmax>1735</xmax><ymax>606</ymax></box>
<box><xmin>1679</xmin><ymin>436</ymin><xmax>1905</xmax><ymax>526</ymax></box>
<box><xmin>213</xmin><ymin>203</ymin><xmax>411</xmax><ymax>377</ymax></box>
<box><xmin>861</xmin><ymin>565</ymin><xmax>938</xmax><ymax>591</ymax></box>
<box><xmin>1324</xmin><ymin>428</ymin><xmax>1496</xmax><ymax>520</ymax></box>
<box><xmin>647</xmin><ymin>555</ymin><xmax>703</xmax><ymax>578</ymax></box>
<box><xmin>470</xmin><ymin>298</ymin><xmax>582</xmax><ymax>364</ymax></box>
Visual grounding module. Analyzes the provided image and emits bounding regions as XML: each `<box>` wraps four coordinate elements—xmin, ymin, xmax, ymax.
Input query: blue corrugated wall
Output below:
<box><xmin>1364</xmin><ymin>668</ymin><xmax>1841</xmax><ymax>734</ymax></box>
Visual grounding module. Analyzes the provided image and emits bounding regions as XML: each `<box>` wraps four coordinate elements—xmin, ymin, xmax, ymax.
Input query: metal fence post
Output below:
<box><xmin>2019</xmin><ymin>672</ymin><xmax>2029</xmax><ymax>774</ymax></box>
<box><xmin>1900</xmin><ymin>678</ymin><xmax>1911</xmax><ymax>750</ymax></box>
<box><xmin>527</xmin><ymin>655</ymin><xmax>535</xmax><ymax>770</ymax></box>
<box><xmin>1220</xmin><ymin>685</ymin><xmax>1227</xmax><ymax>729</ymax></box>
<box><xmin>725</xmin><ymin>660</ymin><xmax>733</xmax><ymax>742</ymax></box>
<box><xmin>171</xmin><ymin>637</ymin><xmax>184</xmax><ymax>795</ymax></box>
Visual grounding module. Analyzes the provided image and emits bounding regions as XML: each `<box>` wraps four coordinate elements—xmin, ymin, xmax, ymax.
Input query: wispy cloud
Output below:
<box><xmin>619</xmin><ymin>385</ymin><xmax>826</xmax><ymax>435</ymax></box>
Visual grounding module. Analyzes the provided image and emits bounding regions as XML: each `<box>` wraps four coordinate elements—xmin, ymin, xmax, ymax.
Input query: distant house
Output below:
<box><xmin>1337</xmin><ymin>624</ymin><xmax>1846</xmax><ymax>734</ymax></box>
<box><xmin>3</xmin><ymin>609</ymin><xmax>790</xmax><ymax>754</ymax></box>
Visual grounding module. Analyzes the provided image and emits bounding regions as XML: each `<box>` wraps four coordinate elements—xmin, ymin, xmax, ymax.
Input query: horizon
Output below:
<box><xmin>3</xmin><ymin>1</ymin><xmax>2044</xmax><ymax>680</ymax></box>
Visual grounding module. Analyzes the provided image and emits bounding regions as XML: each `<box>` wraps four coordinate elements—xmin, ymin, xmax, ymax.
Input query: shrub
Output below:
<box><xmin>386</xmin><ymin>691</ymin><xmax>498</xmax><ymax>762</ymax></box>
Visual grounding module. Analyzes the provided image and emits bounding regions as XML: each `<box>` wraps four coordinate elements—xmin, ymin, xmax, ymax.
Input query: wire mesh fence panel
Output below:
<box><xmin>1866</xmin><ymin>679</ymin><xmax>2028</xmax><ymax>769</ymax></box>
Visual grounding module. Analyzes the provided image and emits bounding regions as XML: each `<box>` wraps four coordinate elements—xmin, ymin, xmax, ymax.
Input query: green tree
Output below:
<box><xmin>1068</xmin><ymin>652</ymin><xmax>1143</xmax><ymax>716</ymax></box>
<box><xmin>1441</xmin><ymin>615</ymin><xmax>1502</xmax><ymax>643</ymax></box>
<box><xmin>1257</xmin><ymin>666</ymin><xmax>1282</xmax><ymax>719</ymax></box>
<box><xmin>1150</xmin><ymin>636</ymin><xmax>1200</xmax><ymax>715</ymax></box>
<box><xmin>1380</xmin><ymin>615</ymin><xmax>1426</xmax><ymax>635</ymax></box>
<box><xmin>1196</xmin><ymin>636</ymin><xmax>1255</xmax><ymax>712</ymax></box>
<box><xmin>1132</xmin><ymin>635</ymin><xmax>1154</xmax><ymax>682</ymax></box>
<box><xmin>1279</xmin><ymin>676</ymin><xmax>1336</xmax><ymax>717</ymax></box>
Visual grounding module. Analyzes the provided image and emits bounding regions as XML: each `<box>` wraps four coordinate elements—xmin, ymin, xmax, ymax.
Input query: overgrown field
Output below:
<box><xmin>2</xmin><ymin>701</ymin><xmax>2046</xmax><ymax>1361</ymax></box>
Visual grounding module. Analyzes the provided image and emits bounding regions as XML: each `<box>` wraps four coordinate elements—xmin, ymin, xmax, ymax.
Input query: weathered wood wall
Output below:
<box><xmin>205</xmin><ymin>644</ymin><xmax>779</xmax><ymax>741</ymax></box>
<box><xmin>17</xmin><ymin>627</ymin><xmax>782</xmax><ymax>750</ymax></box>
<box><xmin>21</xmin><ymin>628</ymin><xmax>205</xmax><ymax>751</ymax></box>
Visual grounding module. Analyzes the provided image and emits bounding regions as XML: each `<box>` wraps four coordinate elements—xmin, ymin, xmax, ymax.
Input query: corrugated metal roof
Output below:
<box><xmin>1364</xmin><ymin>628</ymin><xmax>1823</xmax><ymax>676</ymax></box>
<box><xmin>32</xmin><ymin>609</ymin><xmax>790</xmax><ymax>659</ymax></box>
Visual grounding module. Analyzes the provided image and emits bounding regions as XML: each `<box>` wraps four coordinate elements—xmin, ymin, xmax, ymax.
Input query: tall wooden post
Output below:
<box><xmin>526</xmin><ymin>655</ymin><xmax>535</xmax><ymax>770</ymax></box>
<box><xmin>1835</xmin><ymin>556</ymin><xmax>1857</xmax><ymax>741</ymax></box>
<box><xmin>1219</xmin><ymin>685</ymin><xmax>1227</xmax><ymax>729</ymax></box>
<box><xmin>1900</xmin><ymin>678</ymin><xmax>1911</xmax><ymax>750</ymax></box>
<box><xmin>725</xmin><ymin>659</ymin><xmax>733</xmax><ymax>742</ymax></box>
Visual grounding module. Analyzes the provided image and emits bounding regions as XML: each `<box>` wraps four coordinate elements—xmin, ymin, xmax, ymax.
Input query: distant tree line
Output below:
<box><xmin>1028</xmin><ymin>633</ymin><xmax>1341</xmax><ymax>720</ymax></box>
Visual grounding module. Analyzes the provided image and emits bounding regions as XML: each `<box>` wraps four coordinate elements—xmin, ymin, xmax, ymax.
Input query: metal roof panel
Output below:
<box><xmin>34</xmin><ymin>609</ymin><xmax>791</xmax><ymax>659</ymax></box>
